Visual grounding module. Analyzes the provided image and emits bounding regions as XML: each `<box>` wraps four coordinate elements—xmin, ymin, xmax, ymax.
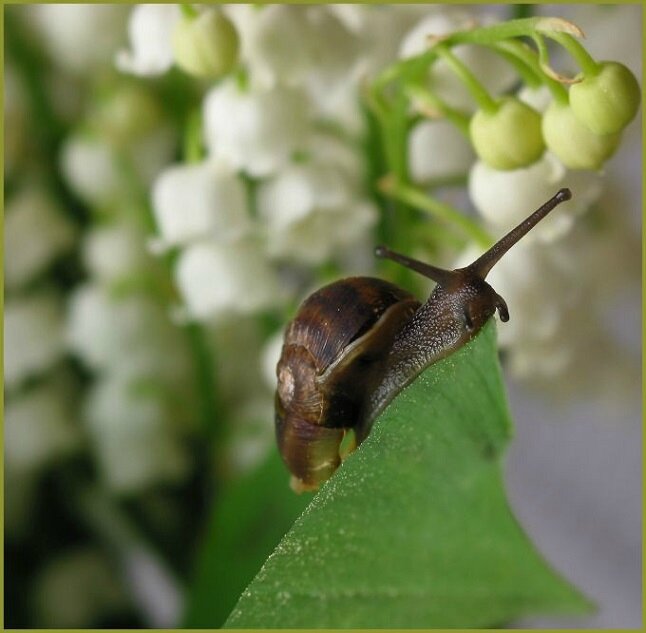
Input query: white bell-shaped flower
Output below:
<box><xmin>229</xmin><ymin>5</ymin><xmax>357</xmax><ymax>89</ymax></box>
<box><xmin>258</xmin><ymin>160</ymin><xmax>378</xmax><ymax>264</ymax></box>
<box><xmin>85</xmin><ymin>375</ymin><xmax>190</xmax><ymax>494</ymax></box>
<box><xmin>332</xmin><ymin>4</ymin><xmax>428</xmax><ymax>79</ymax></box>
<box><xmin>174</xmin><ymin>237</ymin><xmax>280</xmax><ymax>321</ymax></box>
<box><xmin>151</xmin><ymin>160</ymin><xmax>250</xmax><ymax>250</ymax></box>
<box><xmin>4</xmin><ymin>188</ymin><xmax>76</xmax><ymax>290</ymax></box>
<box><xmin>29</xmin><ymin>4</ymin><xmax>128</xmax><ymax>75</ymax></box>
<box><xmin>469</xmin><ymin>153</ymin><xmax>604</xmax><ymax>243</ymax></box>
<box><xmin>203</xmin><ymin>79</ymin><xmax>309</xmax><ymax>177</ymax></box>
<box><xmin>60</xmin><ymin>134</ymin><xmax>123</xmax><ymax>208</ymax></box>
<box><xmin>67</xmin><ymin>283</ymin><xmax>191</xmax><ymax>385</ymax></box>
<box><xmin>83</xmin><ymin>221</ymin><xmax>150</xmax><ymax>283</ymax></box>
<box><xmin>230</xmin><ymin>4</ymin><xmax>311</xmax><ymax>88</ymax></box>
<box><xmin>116</xmin><ymin>4</ymin><xmax>181</xmax><ymax>76</ymax></box>
<box><xmin>4</xmin><ymin>293</ymin><xmax>66</xmax><ymax>391</ymax></box>
<box><xmin>408</xmin><ymin>119</ymin><xmax>475</xmax><ymax>183</ymax></box>
<box><xmin>399</xmin><ymin>10</ymin><xmax>517</xmax><ymax>112</ymax></box>
<box><xmin>5</xmin><ymin>381</ymin><xmax>80</xmax><ymax>474</ymax></box>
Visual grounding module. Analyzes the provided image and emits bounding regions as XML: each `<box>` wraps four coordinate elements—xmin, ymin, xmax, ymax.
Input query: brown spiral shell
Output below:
<box><xmin>275</xmin><ymin>277</ymin><xmax>419</xmax><ymax>492</ymax></box>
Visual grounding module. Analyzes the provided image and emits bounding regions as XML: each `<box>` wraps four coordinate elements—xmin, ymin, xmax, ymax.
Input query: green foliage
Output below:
<box><xmin>221</xmin><ymin>322</ymin><xmax>592</xmax><ymax>628</ymax></box>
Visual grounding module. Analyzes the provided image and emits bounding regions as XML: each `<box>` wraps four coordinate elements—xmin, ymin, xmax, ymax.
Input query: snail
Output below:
<box><xmin>275</xmin><ymin>189</ymin><xmax>572</xmax><ymax>492</ymax></box>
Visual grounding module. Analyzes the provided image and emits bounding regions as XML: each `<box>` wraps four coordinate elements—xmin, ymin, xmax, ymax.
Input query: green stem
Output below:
<box><xmin>548</xmin><ymin>32</ymin><xmax>601</xmax><ymax>76</ymax></box>
<box><xmin>405</xmin><ymin>84</ymin><xmax>470</xmax><ymax>136</ymax></box>
<box><xmin>494</xmin><ymin>39</ymin><xmax>568</xmax><ymax>103</ymax></box>
<box><xmin>183</xmin><ymin>108</ymin><xmax>204</xmax><ymax>164</ymax></box>
<box><xmin>488</xmin><ymin>41</ymin><xmax>542</xmax><ymax>88</ymax></box>
<box><xmin>381</xmin><ymin>177</ymin><xmax>493</xmax><ymax>248</ymax></box>
<box><xmin>445</xmin><ymin>17</ymin><xmax>583</xmax><ymax>47</ymax></box>
<box><xmin>374</xmin><ymin>16</ymin><xmax>586</xmax><ymax>97</ymax></box>
<box><xmin>435</xmin><ymin>44</ymin><xmax>498</xmax><ymax>113</ymax></box>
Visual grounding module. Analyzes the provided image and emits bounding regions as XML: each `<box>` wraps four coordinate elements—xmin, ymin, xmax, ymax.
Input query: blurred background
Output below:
<box><xmin>4</xmin><ymin>3</ymin><xmax>641</xmax><ymax>628</ymax></box>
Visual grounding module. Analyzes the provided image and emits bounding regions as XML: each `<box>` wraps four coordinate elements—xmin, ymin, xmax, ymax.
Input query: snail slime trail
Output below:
<box><xmin>275</xmin><ymin>189</ymin><xmax>572</xmax><ymax>493</ymax></box>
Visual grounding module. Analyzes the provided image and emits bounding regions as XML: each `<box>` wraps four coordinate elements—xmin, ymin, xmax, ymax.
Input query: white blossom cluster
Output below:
<box><xmin>4</xmin><ymin>182</ymin><xmax>79</xmax><ymax>537</ymax></box>
<box><xmin>136</xmin><ymin>5</ymin><xmax>397</xmax><ymax>323</ymax></box>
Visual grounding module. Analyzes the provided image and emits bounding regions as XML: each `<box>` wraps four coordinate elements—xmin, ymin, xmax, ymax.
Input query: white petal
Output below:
<box><xmin>4</xmin><ymin>188</ymin><xmax>76</xmax><ymax>289</ymax></box>
<box><xmin>4</xmin><ymin>293</ymin><xmax>65</xmax><ymax>391</ymax></box>
<box><xmin>85</xmin><ymin>375</ymin><xmax>190</xmax><ymax>494</ymax></box>
<box><xmin>468</xmin><ymin>154</ymin><xmax>603</xmax><ymax>242</ymax></box>
<box><xmin>30</xmin><ymin>4</ymin><xmax>128</xmax><ymax>75</ymax></box>
<box><xmin>67</xmin><ymin>284</ymin><xmax>190</xmax><ymax>384</ymax></box>
<box><xmin>60</xmin><ymin>135</ymin><xmax>123</xmax><ymax>207</ymax></box>
<box><xmin>203</xmin><ymin>80</ymin><xmax>310</xmax><ymax>177</ymax></box>
<box><xmin>116</xmin><ymin>4</ymin><xmax>181</xmax><ymax>76</ymax></box>
<box><xmin>152</xmin><ymin>161</ymin><xmax>249</xmax><ymax>248</ymax></box>
<box><xmin>83</xmin><ymin>222</ymin><xmax>149</xmax><ymax>283</ymax></box>
<box><xmin>5</xmin><ymin>381</ymin><xmax>79</xmax><ymax>473</ymax></box>
<box><xmin>408</xmin><ymin>119</ymin><xmax>474</xmax><ymax>183</ymax></box>
<box><xmin>175</xmin><ymin>239</ymin><xmax>280</xmax><ymax>320</ymax></box>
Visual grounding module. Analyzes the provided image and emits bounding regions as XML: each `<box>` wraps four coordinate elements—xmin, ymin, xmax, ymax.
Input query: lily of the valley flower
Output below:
<box><xmin>408</xmin><ymin>119</ymin><xmax>475</xmax><ymax>183</ymax></box>
<box><xmin>203</xmin><ymin>79</ymin><xmax>310</xmax><ymax>177</ymax></box>
<box><xmin>5</xmin><ymin>380</ymin><xmax>80</xmax><ymax>474</ymax></box>
<box><xmin>4</xmin><ymin>293</ymin><xmax>66</xmax><ymax>392</ymax></box>
<box><xmin>4</xmin><ymin>188</ymin><xmax>76</xmax><ymax>290</ymax></box>
<box><xmin>116</xmin><ymin>3</ymin><xmax>181</xmax><ymax>77</ymax></box>
<box><xmin>174</xmin><ymin>237</ymin><xmax>280</xmax><ymax>321</ymax></box>
<box><xmin>151</xmin><ymin>160</ymin><xmax>250</xmax><ymax>250</ymax></box>
<box><xmin>257</xmin><ymin>160</ymin><xmax>377</xmax><ymax>264</ymax></box>
<box><xmin>30</xmin><ymin>3</ymin><xmax>128</xmax><ymax>75</ymax></box>
<box><xmin>84</xmin><ymin>374</ymin><xmax>190</xmax><ymax>494</ymax></box>
<box><xmin>67</xmin><ymin>283</ymin><xmax>191</xmax><ymax>385</ymax></box>
<box><xmin>468</xmin><ymin>153</ymin><xmax>603</xmax><ymax>242</ymax></box>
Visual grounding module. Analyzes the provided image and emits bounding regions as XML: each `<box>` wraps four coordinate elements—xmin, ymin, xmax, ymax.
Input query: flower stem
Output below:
<box><xmin>183</xmin><ymin>108</ymin><xmax>204</xmax><ymax>164</ymax></box>
<box><xmin>405</xmin><ymin>84</ymin><xmax>470</xmax><ymax>136</ymax></box>
<box><xmin>379</xmin><ymin>176</ymin><xmax>494</xmax><ymax>248</ymax></box>
<box><xmin>435</xmin><ymin>44</ymin><xmax>498</xmax><ymax>113</ymax></box>
<box><xmin>548</xmin><ymin>31</ymin><xmax>601</xmax><ymax>77</ymax></box>
<box><xmin>493</xmin><ymin>39</ymin><xmax>569</xmax><ymax>103</ymax></box>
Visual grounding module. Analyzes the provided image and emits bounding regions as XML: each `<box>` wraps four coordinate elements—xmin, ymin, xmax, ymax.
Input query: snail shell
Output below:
<box><xmin>275</xmin><ymin>277</ymin><xmax>418</xmax><ymax>492</ymax></box>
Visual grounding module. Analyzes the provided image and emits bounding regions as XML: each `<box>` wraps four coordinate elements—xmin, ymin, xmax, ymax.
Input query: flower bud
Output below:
<box><xmin>172</xmin><ymin>9</ymin><xmax>239</xmax><ymax>79</ymax></box>
<box><xmin>469</xmin><ymin>97</ymin><xmax>544</xmax><ymax>170</ymax></box>
<box><xmin>542</xmin><ymin>101</ymin><xmax>621</xmax><ymax>170</ymax></box>
<box><xmin>569</xmin><ymin>62</ymin><xmax>641</xmax><ymax>135</ymax></box>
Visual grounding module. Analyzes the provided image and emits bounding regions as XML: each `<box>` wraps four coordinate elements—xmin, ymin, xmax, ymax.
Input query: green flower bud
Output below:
<box><xmin>172</xmin><ymin>9</ymin><xmax>239</xmax><ymax>79</ymax></box>
<box><xmin>469</xmin><ymin>97</ymin><xmax>545</xmax><ymax>170</ymax></box>
<box><xmin>542</xmin><ymin>100</ymin><xmax>621</xmax><ymax>170</ymax></box>
<box><xmin>569</xmin><ymin>61</ymin><xmax>641</xmax><ymax>135</ymax></box>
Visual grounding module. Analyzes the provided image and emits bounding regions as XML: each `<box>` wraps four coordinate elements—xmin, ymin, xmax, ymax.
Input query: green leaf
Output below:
<box><xmin>182</xmin><ymin>452</ymin><xmax>310</xmax><ymax>627</ymax></box>
<box><xmin>225</xmin><ymin>322</ymin><xmax>593</xmax><ymax>628</ymax></box>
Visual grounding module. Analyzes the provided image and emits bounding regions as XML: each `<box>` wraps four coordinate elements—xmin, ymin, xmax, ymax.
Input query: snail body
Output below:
<box><xmin>275</xmin><ymin>189</ymin><xmax>572</xmax><ymax>492</ymax></box>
